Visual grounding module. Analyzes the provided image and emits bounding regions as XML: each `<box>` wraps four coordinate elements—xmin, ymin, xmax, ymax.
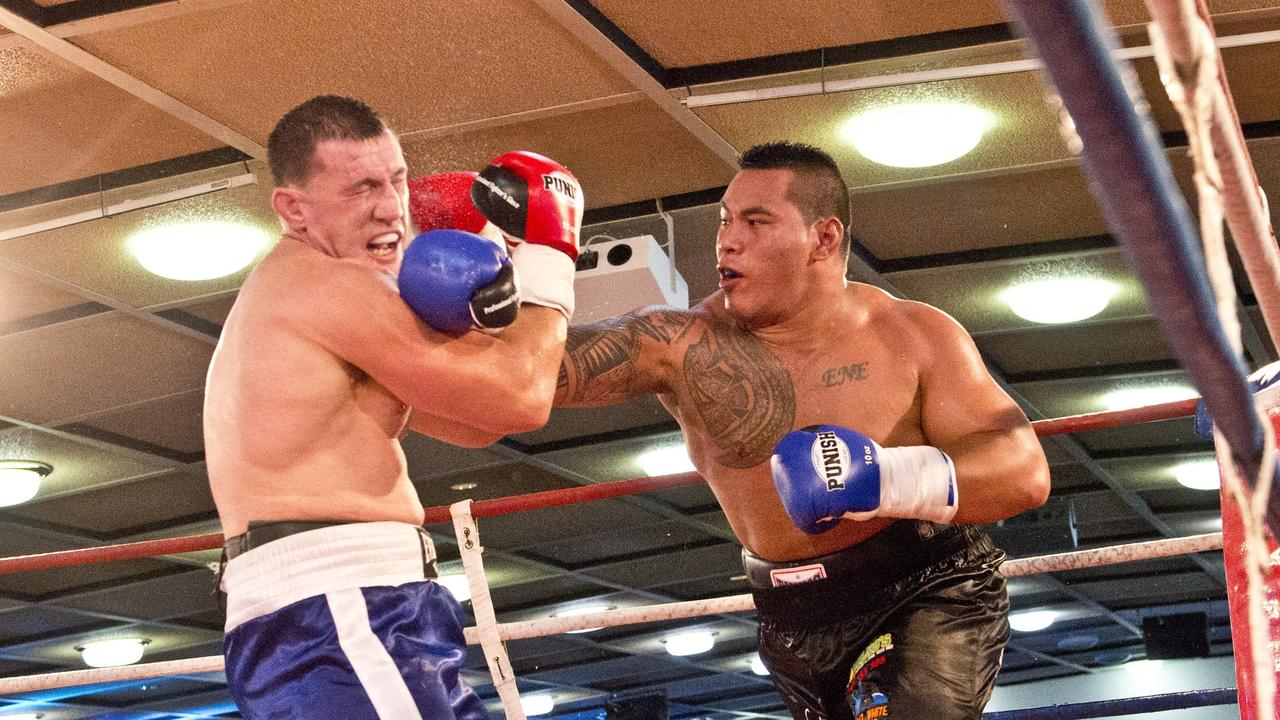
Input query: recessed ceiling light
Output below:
<box><xmin>449</xmin><ymin>481</ymin><xmax>479</xmax><ymax>491</ymax></box>
<box><xmin>1123</xmin><ymin>659</ymin><xmax>1165</xmax><ymax>676</ymax></box>
<box><xmin>436</xmin><ymin>574</ymin><xmax>471</xmax><ymax>602</ymax></box>
<box><xmin>79</xmin><ymin>638</ymin><xmax>148</xmax><ymax>667</ymax></box>
<box><xmin>750</xmin><ymin>653</ymin><xmax>769</xmax><ymax>675</ymax></box>
<box><xmin>1173</xmin><ymin>459</ymin><xmax>1220</xmax><ymax>490</ymax></box>
<box><xmin>521</xmin><ymin>694</ymin><xmax>555</xmax><ymax>717</ymax></box>
<box><xmin>636</xmin><ymin>444</ymin><xmax>695</xmax><ymax>477</ymax></box>
<box><xmin>1001</xmin><ymin>277</ymin><xmax>1117</xmax><ymax>324</ymax></box>
<box><xmin>1057</xmin><ymin>633</ymin><xmax>1099</xmax><ymax>652</ymax></box>
<box><xmin>552</xmin><ymin>603</ymin><xmax>615</xmax><ymax>633</ymax></box>
<box><xmin>1008</xmin><ymin>610</ymin><xmax>1057</xmax><ymax>632</ymax></box>
<box><xmin>0</xmin><ymin>460</ymin><xmax>52</xmax><ymax>508</ymax></box>
<box><xmin>1100</xmin><ymin>384</ymin><xmax>1198</xmax><ymax>412</ymax></box>
<box><xmin>841</xmin><ymin>102</ymin><xmax>995</xmax><ymax>168</ymax></box>
<box><xmin>127</xmin><ymin>220</ymin><xmax>270</xmax><ymax>281</ymax></box>
<box><xmin>664</xmin><ymin>629</ymin><xmax>715</xmax><ymax>656</ymax></box>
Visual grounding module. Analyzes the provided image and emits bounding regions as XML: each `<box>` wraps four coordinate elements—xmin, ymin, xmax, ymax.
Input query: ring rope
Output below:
<box><xmin>0</xmin><ymin>532</ymin><xmax>1224</xmax><ymax>696</ymax></box>
<box><xmin>1147</xmin><ymin>4</ymin><xmax>1277</xmax><ymax>716</ymax></box>
<box><xmin>1146</xmin><ymin>0</ymin><xmax>1280</xmax><ymax>349</ymax></box>
<box><xmin>1003</xmin><ymin>0</ymin><xmax>1278</xmax><ymax>531</ymax></box>
<box><xmin>0</xmin><ymin>399</ymin><xmax>1201</xmax><ymax>577</ymax></box>
<box><xmin>980</xmin><ymin>687</ymin><xmax>1238</xmax><ymax>720</ymax></box>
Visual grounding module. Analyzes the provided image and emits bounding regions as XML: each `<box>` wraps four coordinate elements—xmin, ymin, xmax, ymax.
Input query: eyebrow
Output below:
<box><xmin>721</xmin><ymin>203</ymin><xmax>775</xmax><ymax>217</ymax></box>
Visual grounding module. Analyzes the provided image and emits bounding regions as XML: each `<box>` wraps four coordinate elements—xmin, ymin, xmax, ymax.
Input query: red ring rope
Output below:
<box><xmin>0</xmin><ymin>398</ymin><xmax>1201</xmax><ymax>576</ymax></box>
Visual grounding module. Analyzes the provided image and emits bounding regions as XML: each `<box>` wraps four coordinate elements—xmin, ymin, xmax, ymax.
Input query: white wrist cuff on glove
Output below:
<box><xmin>849</xmin><ymin>445</ymin><xmax>958</xmax><ymax>523</ymax></box>
<box><xmin>509</xmin><ymin>243</ymin><xmax>575</xmax><ymax>322</ymax></box>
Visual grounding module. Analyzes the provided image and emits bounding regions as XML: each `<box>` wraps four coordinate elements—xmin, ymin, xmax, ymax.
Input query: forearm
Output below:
<box><xmin>555</xmin><ymin>310</ymin><xmax>680</xmax><ymax>407</ymax></box>
<box><xmin>945</xmin><ymin>427</ymin><xmax>1050</xmax><ymax>525</ymax></box>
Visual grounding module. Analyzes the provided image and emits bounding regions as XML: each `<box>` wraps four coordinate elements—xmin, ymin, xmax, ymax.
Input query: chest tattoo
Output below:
<box><xmin>822</xmin><ymin>361</ymin><xmax>869</xmax><ymax>387</ymax></box>
<box><xmin>683</xmin><ymin>327</ymin><xmax>795</xmax><ymax>468</ymax></box>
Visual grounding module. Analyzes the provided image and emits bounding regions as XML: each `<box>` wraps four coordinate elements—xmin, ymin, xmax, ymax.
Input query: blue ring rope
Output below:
<box><xmin>1001</xmin><ymin>0</ymin><xmax>1279</xmax><ymax>529</ymax></box>
<box><xmin>983</xmin><ymin>687</ymin><xmax>1237</xmax><ymax>719</ymax></box>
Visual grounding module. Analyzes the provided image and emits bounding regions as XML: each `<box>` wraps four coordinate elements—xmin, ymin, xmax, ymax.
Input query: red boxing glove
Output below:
<box><xmin>408</xmin><ymin>172</ymin><xmax>506</xmax><ymax>246</ymax></box>
<box><xmin>471</xmin><ymin>151</ymin><xmax>582</xmax><ymax>321</ymax></box>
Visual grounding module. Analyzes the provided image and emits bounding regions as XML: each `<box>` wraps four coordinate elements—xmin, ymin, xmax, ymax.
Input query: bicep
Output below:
<box><xmin>407</xmin><ymin>410</ymin><xmax>504</xmax><ymax>448</ymax></box>
<box><xmin>556</xmin><ymin>307</ymin><xmax>687</xmax><ymax>407</ymax></box>
<box><xmin>919</xmin><ymin>313</ymin><xmax>1030</xmax><ymax>447</ymax></box>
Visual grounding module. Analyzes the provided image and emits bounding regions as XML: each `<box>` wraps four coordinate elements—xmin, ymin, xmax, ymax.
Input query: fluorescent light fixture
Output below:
<box><xmin>80</xmin><ymin>638</ymin><xmax>147</xmax><ymax>668</ymax></box>
<box><xmin>1008</xmin><ymin>610</ymin><xmax>1057</xmax><ymax>632</ymax></box>
<box><xmin>840</xmin><ymin>103</ymin><xmax>995</xmax><ymax>168</ymax></box>
<box><xmin>0</xmin><ymin>171</ymin><xmax>256</xmax><ymax>242</ymax></box>
<box><xmin>436</xmin><ymin>574</ymin><xmax>472</xmax><ymax>602</ymax></box>
<box><xmin>1100</xmin><ymin>384</ymin><xmax>1198</xmax><ymax>412</ymax></box>
<box><xmin>521</xmin><ymin>694</ymin><xmax>555</xmax><ymax>717</ymax></box>
<box><xmin>449</xmin><ymin>481</ymin><xmax>479</xmax><ymax>491</ymax></box>
<box><xmin>1001</xmin><ymin>277</ymin><xmax>1117</xmax><ymax>324</ymax></box>
<box><xmin>1173</xmin><ymin>459</ymin><xmax>1221</xmax><ymax>490</ymax></box>
<box><xmin>751</xmin><ymin>653</ymin><xmax>769</xmax><ymax>676</ymax></box>
<box><xmin>637</xmin><ymin>444</ymin><xmax>696</xmax><ymax>477</ymax></box>
<box><xmin>664</xmin><ymin>629</ymin><xmax>715</xmax><ymax>656</ymax></box>
<box><xmin>0</xmin><ymin>460</ymin><xmax>52</xmax><ymax>507</ymax></box>
<box><xmin>128</xmin><ymin>220</ymin><xmax>271</xmax><ymax>281</ymax></box>
<box><xmin>552</xmin><ymin>603</ymin><xmax>614</xmax><ymax>633</ymax></box>
<box><xmin>682</xmin><ymin>30</ymin><xmax>1280</xmax><ymax>109</ymax></box>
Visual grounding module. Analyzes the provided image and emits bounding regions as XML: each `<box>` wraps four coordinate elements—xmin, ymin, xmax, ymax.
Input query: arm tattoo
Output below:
<box><xmin>684</xmin><ymin>326</ymin><xmax>795</xmax><ymax>468</ymax></box>
<box><xmin>558</xmin><ymin>311</ymin><xmax>693</xmax><ymax>404</ymax></box>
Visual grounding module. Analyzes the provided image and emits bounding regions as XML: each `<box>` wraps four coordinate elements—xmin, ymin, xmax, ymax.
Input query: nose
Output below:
<box><xmin>372</xmin><ymin>182</ymin><xmax>405</xmax><ymax>224</ymax></box>
<box><xmin>716</xmin><ymin>222</ymin><xmax>740</xmax><ymax>258</ymax></box>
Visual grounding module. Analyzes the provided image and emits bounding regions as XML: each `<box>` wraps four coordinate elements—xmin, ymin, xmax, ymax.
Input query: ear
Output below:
<box><xmin>810</xmin><ymin>217</ymin><xmax>845</xmax><ymax>261</ymax></box>
<box><xmin>272</xmin><ymin>186</ymin><xmax>306</xmax><ymax>233</ymax></box>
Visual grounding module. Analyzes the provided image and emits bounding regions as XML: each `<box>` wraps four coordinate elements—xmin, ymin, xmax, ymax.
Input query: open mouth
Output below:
<box><xmin>367</xmin><ymin>232</ymin><xmax>401</xmax><ymax>260</ymax></box>
<box><xmin>718</xmin><ymin>267</ymin><xmax>743</xmax><ymax>286</ymax></box>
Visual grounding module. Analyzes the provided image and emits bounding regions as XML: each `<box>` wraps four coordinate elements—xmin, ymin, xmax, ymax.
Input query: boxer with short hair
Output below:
<box><xmin>555</xmin><ymin>142</ymin><xmax>1050</xmax><ymax>720</ymax></box>
<box><xmin>204</xmin><ymin>95</ymin><xmax>580</xmax><ymax>719</ymax></box>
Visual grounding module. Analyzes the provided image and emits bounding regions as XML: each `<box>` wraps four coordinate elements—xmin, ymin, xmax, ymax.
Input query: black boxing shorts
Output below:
<box><xmin>745</xmin><ymin>521</ymin><xmax>1010</xmax><ymax>720</ymax></box>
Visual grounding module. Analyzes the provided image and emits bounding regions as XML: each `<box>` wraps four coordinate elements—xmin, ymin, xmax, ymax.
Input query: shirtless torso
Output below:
<box><xmin>555</xmin><ymin>164</ymin><xmax>1047</xmax><ymax>561</ymax></box>
<box><xmin>205</xmin><ymin>239</ymin><xmax>422</xmax><ymax>537</ymax></box>
<box><xmin>558</xmin><ymin>283</ymin><xmax>1035</xmax><ymax>560</ymax></box>
<box><xmin>205</xmin><ymin>128</ymin><xmax>566</xmax><ymax>537</ymax></box>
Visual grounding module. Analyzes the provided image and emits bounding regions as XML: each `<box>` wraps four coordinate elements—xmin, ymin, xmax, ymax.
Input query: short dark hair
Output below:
<box><xmin>738</xmin><ymin>142</ymin><xmax>851</xmax><ymax>256</ymax></box>
<box><xmin>267</xmin><ymin>95</ymin><xmax>389</xmax><ymax>187</ymax></box>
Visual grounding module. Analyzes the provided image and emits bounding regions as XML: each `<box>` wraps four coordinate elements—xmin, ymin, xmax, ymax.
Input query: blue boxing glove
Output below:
<box><xmin>1195</xmin><ymin>361</ymin><xmax>1280</xmax><ymax>439</ymax></box>
<box><xmin>397</xmin><ymin>229</ymin><xmax>520</xmax><ymax>335</ymax></box>
<box><xmin>771</xmin><ymin>424</ymin><xmax>959</xmax><ymax>534</ymax></box>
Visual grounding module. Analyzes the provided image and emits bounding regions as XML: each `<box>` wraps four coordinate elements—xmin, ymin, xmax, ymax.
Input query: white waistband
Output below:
<box><xmin>221</xmin><ymin>521</ymin><xmax>435</xmax><ymax>633</ymax></box>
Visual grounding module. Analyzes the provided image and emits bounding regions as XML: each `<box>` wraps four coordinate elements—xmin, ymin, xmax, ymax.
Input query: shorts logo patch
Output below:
<box><xmin>769</xmin><ymin>563</ymin><xmax>827</xmax><ymax>586</ymax></box>
<box><xmin>847</xmin><ymin>633</ymin><xmax>893</xmax><ymax>719</ymax></box>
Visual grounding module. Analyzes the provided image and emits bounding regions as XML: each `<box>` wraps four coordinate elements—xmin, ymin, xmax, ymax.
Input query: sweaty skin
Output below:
<box><xmin>556</xmin><ymin>168</ymin><xmax>1049</xmax><ymax>561</ymax></box>
<box><xmin>206</xmin><ymin>131</ymin><xmax>565</xmax><ymax>536</ymax></box>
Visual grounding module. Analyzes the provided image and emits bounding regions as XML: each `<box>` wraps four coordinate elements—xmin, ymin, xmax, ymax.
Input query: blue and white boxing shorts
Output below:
<box><xmin>220</xmin><ymin>521</ymin><xmax>488</xmax><ymax>720</ymax></box>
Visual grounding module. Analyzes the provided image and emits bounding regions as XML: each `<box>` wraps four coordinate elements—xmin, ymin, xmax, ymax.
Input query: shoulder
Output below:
<box><xmin>252</xmin><ymin>242</ymin><xmax>399</xmax><ymax>334</ymax></box>
<box><xmin>855</xmin><ymin>284</ymin><xmax>973</xmax><ymax>354</ymax></box>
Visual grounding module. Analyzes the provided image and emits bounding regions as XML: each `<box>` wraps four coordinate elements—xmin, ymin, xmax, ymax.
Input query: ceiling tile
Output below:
<box><xmin>0</xmin><ymin>46</ymin><xmax>221</xmax><ymax>197</ymax></box>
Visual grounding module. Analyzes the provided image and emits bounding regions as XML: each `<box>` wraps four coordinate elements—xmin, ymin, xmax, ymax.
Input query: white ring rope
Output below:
<box><xmin>0</xmin><ymin>531</ymin><xmax>1225</xmax><ymax>697</ymax></box>
<box><xmin>1147</xmin><ymin>3</ymin><xmax>1279</xmax><ymax>718</ymax></box>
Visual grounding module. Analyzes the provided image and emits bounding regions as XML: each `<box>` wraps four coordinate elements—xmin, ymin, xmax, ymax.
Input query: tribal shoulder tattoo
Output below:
<box><xmin>683</xmin><ymin>324</ymin><xmax>795</xmax><ymax>468</ymax></box>
<box><xmin>559</xmin><ymin>311</ymin><xmax>797</xmax><ymax>469</ymax></box>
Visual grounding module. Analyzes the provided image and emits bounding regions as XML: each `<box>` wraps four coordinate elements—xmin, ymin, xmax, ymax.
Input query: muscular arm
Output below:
<box><xmin>915</xmin><ymin>306</ymin><xmax>1050</xmax><ymax>524</ymax></box>
<box><xmin>555</xmin><ymin>306</ymin><xmax>692</xmax><ymax>407</ymax></box>
<box><xmin>302</xmin><ymin>259</ymin><xmax>566</xmax><ymax>436</ymax></box>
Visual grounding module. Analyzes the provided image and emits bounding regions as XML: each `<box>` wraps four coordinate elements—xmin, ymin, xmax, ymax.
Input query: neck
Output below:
<box><xmin>745</xmin><ymin>274</ymin><xmax>853</xmax><ymax>349</ymax></box>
